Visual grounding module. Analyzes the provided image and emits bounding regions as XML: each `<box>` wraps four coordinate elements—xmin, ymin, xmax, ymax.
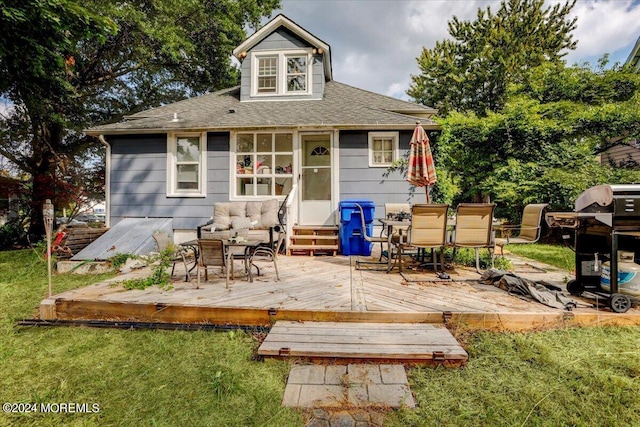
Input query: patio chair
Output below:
<box><xmin>451</xmin><ymin>203</ymin><xmax>496</xmax><ymax>274</ymax></box>
<box><xmin>381</xmin><ymin>203</ymin><xmax>411</xmax><ymax>258</ymax></box>
<box><xmin>151</xmin><ymin>231</ymin><xmax>190</xmax><ymax>282</ymax></box>
<box><xmin>404</xmin><ymin>204</ymin><xmax>449</xmax><ymax>272</ymax></box>
<box><xmin>495</xmin><ymin>203</ymin><xmax>548</xmax><ymax>257</ymax></box>
<box><xmin>273</xmin><ymin>192</ymin><xmax>290</xmax><ymax>255</ymax></box>
<box><xmin>196</xmin><ymin>239</ymin><xmax>229</xmax><ymax>289</ymax></box>
<box><xmin>248</xmin><ymin>246</ymin><xmax>280</xmax><ymax>282</ymax></box>
<box><xmin>354</xmin><ymin>203</ymin><xmax>389</xmax><ymax>270</ymax></box>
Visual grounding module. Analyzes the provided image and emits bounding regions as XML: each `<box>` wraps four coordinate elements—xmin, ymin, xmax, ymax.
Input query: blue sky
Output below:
<box><xmin>273</xmin><ymin>0</ymin><xmax>640</xmax><ymax>99</ymax></box>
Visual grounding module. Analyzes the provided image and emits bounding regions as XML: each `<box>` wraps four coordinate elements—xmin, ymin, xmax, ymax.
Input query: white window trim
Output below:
<box><xmin>368</xmin><ymin>132</ymin><xmax>399</xmax><ymax>167</ymax></box>
<box><xmin>166</xmin><ymin>132</ymin><xmax>207</xmax><ymax>198</ymax></box>
<box><xmin>250</xmin><ymin>49</ymin><xmax>312</xmax><ymax>97</ymax></box>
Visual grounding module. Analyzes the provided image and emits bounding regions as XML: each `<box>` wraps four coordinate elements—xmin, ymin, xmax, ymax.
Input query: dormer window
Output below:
<box><xmin>251</xmin><ymin>50</ymin><xmax>311</xmax><ymax>96</ymax></box>
<box><xmin>287</xmin><ymin>56</ymin><xmax>307</xmax><ymax>92</ymax></box>
<box><xmin>257</xmin><ymin>57</ymin><xmax>277</xmax><ymax>93</ymax></box>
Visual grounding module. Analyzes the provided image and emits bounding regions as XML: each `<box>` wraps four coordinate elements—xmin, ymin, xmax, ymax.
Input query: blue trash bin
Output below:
<box><xmin>339</xmin><ymin>200</ymin><xmax>375</xmax><ymax>256</ymax></box>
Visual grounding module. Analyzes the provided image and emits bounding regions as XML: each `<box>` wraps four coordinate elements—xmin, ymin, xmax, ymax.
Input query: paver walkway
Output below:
<box><xmin>283</xmin><ymin>364</ymin><xmax>414</xmax><ymax>409</ymax></box>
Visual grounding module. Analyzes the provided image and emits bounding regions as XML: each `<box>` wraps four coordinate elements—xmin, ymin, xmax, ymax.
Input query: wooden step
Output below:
<box><xmin>289</xmin><ymin>225</ymin><xmax>339</xmax><ymax>256</ymax></box>
<box><xmin>258</xmin><ymin>321</ymin><xmax>468</xmax><ymax>365</ymax></box>
<box><xmin>293</xmin><ymin>226</ymin><xmax>338</xmax><ymax>232</ymax></box>
<box><xmin>288</xmin><ymin>244</ymin><xmax>338</xmax><ymax>256</ymax></box>
<box><xmin>290</xmin><ymin>235</ymin><xmax>338</xmax><ymax>241</ymax></box>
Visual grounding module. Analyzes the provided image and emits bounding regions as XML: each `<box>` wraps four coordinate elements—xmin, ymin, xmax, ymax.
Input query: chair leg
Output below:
<box><xmin>475</xmin><ymin>248</ymin><xmax>481</xmax><ymax>274</ymax></box>
<box><xmin>180</xmin><ymin>253</ymin><xmax>189</xmax><ymax>282</ymax></box>
<box><xmin>272</xmin><ymin>253</ymin><xmax>280</xmax><ymax>281</ymax></box>
<box><xmin>196</xmin><ymin>263</ymin><xmax>201</xmax><ymax>289</ymax></box>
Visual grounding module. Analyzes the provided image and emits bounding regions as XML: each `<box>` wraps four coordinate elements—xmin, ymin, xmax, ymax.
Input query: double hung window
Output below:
<box><xmin>167</xmin><ymin>133</ymin><xmax>206</xmax><ymax>197</ymax></box>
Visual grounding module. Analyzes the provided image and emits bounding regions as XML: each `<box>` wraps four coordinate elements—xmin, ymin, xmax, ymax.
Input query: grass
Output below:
<box><xmin>0</xmin><ymin>250</ymin><xmax>302</xmax><ymax>427</ymax></box>
<box><xmin>503</xmin><ymin>243</ymin><xmax>575</xmax><ymax>272</ymax></box>
<box><xmin>2</xmin><ymin>249</ymin><xmax>639</xmax><ymax>426</ymax></box>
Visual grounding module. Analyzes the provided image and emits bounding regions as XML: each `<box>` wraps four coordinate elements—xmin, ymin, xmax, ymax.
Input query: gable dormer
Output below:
<box><xmin>233</xmin><ymin>15</ymin><xmax>332</xmax><ymax>101</ymax></box>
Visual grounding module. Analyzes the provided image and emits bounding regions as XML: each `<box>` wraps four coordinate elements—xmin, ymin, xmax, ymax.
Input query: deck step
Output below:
<box><xmin>293</xmin><ymin>226</ymin><xmax>339</xmax><ymax>232</ymax></box>
<box><xmin>290</xmin><ymin>235</ymin><xmax>338</xmax><ymax>241</ymax></box>
<box><xmin>288</xmin><ymin>225</ymin><xmax>340</xmax><ymax>256</ymax></box>
<box><xmin>288</xmin><ymin>245</ymin><xmax>338</xmax><ymax>256</ymax></box>
<box><xmin>258</xmin><ymin>321</ymin><xmax>468</xmax><ymax>365</ymax></box>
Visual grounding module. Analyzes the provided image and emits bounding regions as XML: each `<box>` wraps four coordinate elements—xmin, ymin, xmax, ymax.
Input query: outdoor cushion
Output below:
<box><xmin>209</xmin><ymin>199</ymin><xmax>278</xmax><ymax>232</ymax></box>
<box><xmin>231</xmin><ymin>217</ymin><xmax>253</xmax><ymax>230</ymax></box>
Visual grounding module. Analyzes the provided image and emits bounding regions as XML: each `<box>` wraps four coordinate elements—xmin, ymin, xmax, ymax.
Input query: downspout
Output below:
<box><xmin>98</xmin><ymin>135</ymin><xmax>111</xmax><ymax>228</ymax></box>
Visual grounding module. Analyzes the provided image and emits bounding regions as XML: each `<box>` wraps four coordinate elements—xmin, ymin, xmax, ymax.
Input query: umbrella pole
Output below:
<box><xmin>426</xmin><ymin>186</ymin><xmax>431</xmax><ymax>203</ymax></box>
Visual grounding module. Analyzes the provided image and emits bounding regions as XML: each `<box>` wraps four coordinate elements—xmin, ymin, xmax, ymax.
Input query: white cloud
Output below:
<box><xmin>567</xmin><ymin>0</ymin><xmax>640</xmax><ymax>64</ymax></box>
<box><xmin>276</xmin><ymin>0</ymin><xmax>640</xmax><ymax>100</ymax></box>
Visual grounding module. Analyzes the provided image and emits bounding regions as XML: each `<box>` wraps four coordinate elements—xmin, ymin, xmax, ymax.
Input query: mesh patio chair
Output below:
<box><xmin>405</xmin><ymin>204</ymin><xmax>449</xmax><ymax>272</ymax></box>
<box><xmin>248</xmin><ymin>246</ymin><xmax>280</xmax><ymax>282</ymax></box>
<box><xmin>151</xmin><ymin>231</ymin><xmax>190</xmax><ymax>282</ymax></box>
<box><xmin>451</xmin><ymin>203</ymin><xmax>496</xmax><ymax>274</ymax></box>
<box><xmin>494</xmin><ymin>203</ymin><xmax>548</xmax><ymax>256</ymax></box>
<box><xmin>196</xmin><ymin>239</ymin><xmax>229</xmax><ymax>289</ymax></box>
<box><xmin>354</xmin><ymin>203</ymin><xmax>389</xmax><ymax>270</ymax></box>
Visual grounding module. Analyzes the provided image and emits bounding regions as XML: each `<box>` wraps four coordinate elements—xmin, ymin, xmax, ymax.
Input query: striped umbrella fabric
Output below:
<box><xmin>407</xmin><ymin>123</ymin><xmax>437</xmax><ymax>202</ymax></box>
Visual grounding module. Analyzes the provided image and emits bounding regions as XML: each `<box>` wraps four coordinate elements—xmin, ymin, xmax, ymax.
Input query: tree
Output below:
<box><xmin>408</xmin><ymin>0</ymin><xmax>577</xmax><ymax>116</ymax></box>
<box><xmin>0</xmin><ymin>0</ymin><xmax>280</xmax><ymax>238</ymax></box>
<box><xmin>437</xmin><ymin>62</ymin><xmax>640</xmax><ymax>220</ymax></box>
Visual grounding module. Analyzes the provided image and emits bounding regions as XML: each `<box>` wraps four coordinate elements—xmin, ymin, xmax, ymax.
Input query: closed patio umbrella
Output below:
<box><xmin>407</xmin><ymin>122</ymin><xmax>437</xmax><ymax>202</ymax></box>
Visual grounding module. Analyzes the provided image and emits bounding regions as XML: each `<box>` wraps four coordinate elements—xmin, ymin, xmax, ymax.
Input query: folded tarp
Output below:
<box><xmin>480</xmin><ymin>269</ymin><xmax>578</xmax><ymax>310</ymax></box>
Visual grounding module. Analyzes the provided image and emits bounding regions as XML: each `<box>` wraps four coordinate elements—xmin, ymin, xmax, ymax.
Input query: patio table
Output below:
<box><xmin>181</xmin><ymin>238</ymin><xmax>264</xmax><ymax>285</ymax></box>
<box><xmin>223</xmin><ymin>239</ymin><xmax>263</xmax><ymax>283</ymax></box>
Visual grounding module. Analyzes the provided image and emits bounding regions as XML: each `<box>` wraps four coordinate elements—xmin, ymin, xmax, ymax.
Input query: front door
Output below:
<box><xmin>299</xmin><ymin>133</ymin><xmax>333</xmax><ymax>225</ymax></box>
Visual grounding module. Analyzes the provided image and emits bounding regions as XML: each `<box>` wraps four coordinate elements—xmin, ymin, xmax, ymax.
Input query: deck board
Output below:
<box><xmin>258</xmin><ymin>321</ymin><xmax>468</xmax><ymax>362</ymax></box>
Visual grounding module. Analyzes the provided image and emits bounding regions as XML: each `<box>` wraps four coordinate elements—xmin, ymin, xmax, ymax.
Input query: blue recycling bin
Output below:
<box><xmin>339</xmin><ymin>200</ymin><xmax>375</xmax><ymax>256</ymax></box>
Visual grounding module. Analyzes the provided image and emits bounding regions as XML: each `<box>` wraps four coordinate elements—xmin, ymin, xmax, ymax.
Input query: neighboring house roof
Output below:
<box><xmin>86</xmin><ymin>81</ymin><xmax>439</xmax><ymax>135</ymax></box>
<box><xmin>233</xmin><ymin>14</ymin><xmax>332</xmax><ymax>81</ymax></box>
<box><xmin>625</xmin><ymin>36</ymin><xmax>640</xmax><ymax>71</ymax></box>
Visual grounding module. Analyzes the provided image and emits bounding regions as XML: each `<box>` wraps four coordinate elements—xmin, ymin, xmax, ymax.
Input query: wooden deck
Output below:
<box><xmin>39</xmin><ymin>252</ymin><xmax>640</xmax><ymax>331</ymax></box>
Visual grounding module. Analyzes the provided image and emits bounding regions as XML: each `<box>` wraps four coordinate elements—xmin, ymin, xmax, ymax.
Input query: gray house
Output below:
<box><xmin>86</xmin><ymin>14</ymin><xmax>439</xmax><ymax>245</ymax></box>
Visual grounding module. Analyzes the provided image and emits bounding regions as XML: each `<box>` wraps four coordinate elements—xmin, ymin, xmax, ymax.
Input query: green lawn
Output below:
<box><xmin>502</xmin><ymin>243</ymin><xmax>575</xmax><ymax>272</ymax></box>
<box><xmin>1</xmin><ymin>249</ymin><xmax>639</xmax><ymax>426</ymax></box>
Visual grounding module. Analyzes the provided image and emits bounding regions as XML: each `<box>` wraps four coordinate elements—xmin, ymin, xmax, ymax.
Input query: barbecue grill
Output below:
<box><xmin>546</xmin><ymin>184</ymin><xmax>640</xmax><ymax>313</ymax></box>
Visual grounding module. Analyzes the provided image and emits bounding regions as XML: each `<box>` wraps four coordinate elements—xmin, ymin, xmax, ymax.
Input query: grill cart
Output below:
<box><xmin>546</xmin><ymin>184</ymin><xmax>640</xmax><ymax>313</ymax></box>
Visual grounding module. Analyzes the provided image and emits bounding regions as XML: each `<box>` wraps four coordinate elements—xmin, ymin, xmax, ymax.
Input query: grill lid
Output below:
<box><xmin>575</xmin><ymin>184</ymin><xmax>640</xmax><ymax>213</ymax></box>
<box><xmin>575</xmin><ymin>185</ymin><xmax>613</xmax><ymax>213</ymax></box>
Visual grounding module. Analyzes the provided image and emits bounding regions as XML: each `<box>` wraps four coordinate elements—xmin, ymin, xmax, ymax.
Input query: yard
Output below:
<box><xmin>1</xmin><ymin>248</ymin><xmax>639</xmax><ymax>427</ymax></box>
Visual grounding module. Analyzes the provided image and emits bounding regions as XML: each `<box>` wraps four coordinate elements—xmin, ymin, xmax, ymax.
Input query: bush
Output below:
<box><xmin>0</xmin><ymin>220</ymin><xmax>27</xmax><ymax>250</ymax></box>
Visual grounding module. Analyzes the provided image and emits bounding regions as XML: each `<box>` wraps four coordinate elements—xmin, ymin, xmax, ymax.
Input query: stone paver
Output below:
<box><xmin>367</xmin><ymin>384</ymin><xmax>415</xmax><ymax>408</ymax></box>
<box><xmin>325</xmin><ymin>365</ymin><xmax>347</xmax><ymax>385</ymax></box>
<box><xmin>297</xmin><ymin>385</ymin><xmax>345</xmax><ymax>408</ymax></box>
<box><xmin>289</xmin><ymin>364</ymin><xmax>327</xmax><ymax>384</ymax></box>
<box><xmin>347</xmin><ymin>364</ymin><xmax>381</xmax><ymax>384</ymax></box>
<box><xmin>379</xmin><ymin>364</ymin><xmax>407</xmax><ymax>384</ymax></box>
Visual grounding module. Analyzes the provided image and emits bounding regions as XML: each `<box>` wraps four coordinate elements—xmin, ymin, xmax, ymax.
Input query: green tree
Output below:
<box><xmin>408</xmin><ymin>0</ymin><xmax>577</xmax><ymax>116</ymax></box>
<box><xmin>0</xmin><ymin>0</ymin><xmax>280</xmax><ymax>238</ymax></box>
<box><xmin>438</xmin><ymin>62</ymin><xmax>640</xmax><ymax>220</ymax></box>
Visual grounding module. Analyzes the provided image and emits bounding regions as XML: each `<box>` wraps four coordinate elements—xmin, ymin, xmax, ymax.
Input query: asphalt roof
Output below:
<box><xmin>86</xmin><ymin>81</ymin><xmax>439</xmax><ymax>135</ymax></box>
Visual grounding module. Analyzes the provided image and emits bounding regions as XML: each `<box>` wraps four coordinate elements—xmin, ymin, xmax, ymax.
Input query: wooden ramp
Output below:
<box><xmin>258</xmin><ymin>321</ymin><xmax>467</xmax><ymax>366</ymax></box>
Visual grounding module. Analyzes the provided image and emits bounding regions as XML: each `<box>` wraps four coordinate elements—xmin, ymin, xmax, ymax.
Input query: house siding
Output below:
<box><xmin>108</xmin><ymin>132</ymin><xmax>231</xmax><ymax>230</ymax></box>
<box><xmin>240</xmin><ymin>28</ymin><xmax>323</xmax><ymax>101</ymax></box>
<box><xmin>601</xmin><ymin>144</ymin><xmax>640</xmax><ymax>168</ymax></box>
<box><xmin>338</xmin><ymin>130</ymin><xmax>422</xmax><ymax>219</ymax></box>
